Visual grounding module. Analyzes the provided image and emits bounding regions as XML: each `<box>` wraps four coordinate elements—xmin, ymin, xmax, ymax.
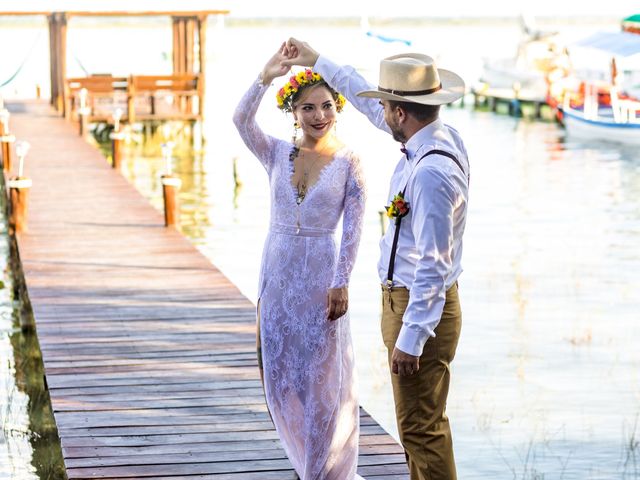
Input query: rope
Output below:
<box><xmin>0</xmin><ymin>32</ymin><xmax>42</xmax><ymax>88</ymax></box>
<box><xmin>74</xmin><ymin>55</ymin><xmax>90</xmax><ymax>76</ymax></box>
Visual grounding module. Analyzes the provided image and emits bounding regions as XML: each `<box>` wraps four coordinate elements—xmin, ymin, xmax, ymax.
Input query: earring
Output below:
<box><xmin>292</xmin><ymin>121</ymin><xmax>300</xmax><ymax>143</ymax></box>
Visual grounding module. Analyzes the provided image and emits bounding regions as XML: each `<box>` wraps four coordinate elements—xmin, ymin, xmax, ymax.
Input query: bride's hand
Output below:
<box><xmin>260</xmin><ymin>42</ymin><xmax>290</xmax><ymax>85</ymax></box>
<box><xmin>327</xmin><ymin>287</ymin><xmax>348</xmax><ymax>321</ymax></box>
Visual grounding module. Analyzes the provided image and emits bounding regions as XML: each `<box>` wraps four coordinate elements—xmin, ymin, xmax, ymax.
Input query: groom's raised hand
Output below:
<box><xmin>281</xmin><ymin>38</ymin><xmax>320</xmax><ymax>68</ymax></box>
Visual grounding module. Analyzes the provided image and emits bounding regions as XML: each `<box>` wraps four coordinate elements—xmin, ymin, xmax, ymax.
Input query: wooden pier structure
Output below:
<box><xmin>471</xmin><ymin>83</ymin><xmax>550</xmax><ymax>119</ymax></box>
<box><xmin>1</xmin><ymin>10</ymin><xmax>226</xmax><ymax>126</ymax></box>
<box><xmin>6</xmin><ymin>100</ymin><xmax>409</xmax><ymax>478</ymax></box>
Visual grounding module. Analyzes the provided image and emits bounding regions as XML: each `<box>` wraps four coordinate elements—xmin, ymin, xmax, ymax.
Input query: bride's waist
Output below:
<box><xmin>269</xmin><ymin>223</ymin><xmax>335</xmax><ymax>237</ymax></box>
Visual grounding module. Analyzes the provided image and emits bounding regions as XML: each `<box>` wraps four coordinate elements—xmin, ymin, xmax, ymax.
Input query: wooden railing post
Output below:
<box><xmin>8</xmin><ymin>141</ymin><xmax>32</xmax><ymax>233</ymax></box>
<box><xmin>161</xmin><ymin>142</ymin><xmax>180</xmax><ymax>227</ymax></box>
<box><xmin>127</xmin><ymin>77</ymin><xmax>136</xmax><ymax>124</ymax></box>
<box><xmin>8</xmin><ymin>178</ymin><xmax>32</xmax><ymax>233</ymax></box>
<box><xmin>110</xmin><ymin>131</ymin><xmax>125</xmax><ymax>170</ymax></box>
<box><xmin>109</xmin><ymin>108</ymin><xmax>125</xmax><ymax>170</ymax></box>
<box><xmin>161</xmin><ymin>175</ymin><xmax>181</xmax><ymax>227</ymax></box>
<box><xmin>0</xmin><ymin>109</ymin><xmax>15</xmax><ymax>172</ymax></box>
<box><xmin>77</xmin><ymin>88</ymin><xmax>90</xmax><ymax>137</ymax></box>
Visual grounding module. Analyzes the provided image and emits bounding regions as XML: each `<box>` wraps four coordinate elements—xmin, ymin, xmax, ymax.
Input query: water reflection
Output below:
<box><xmin>0</xmin><ymin>182</ymin><xmax>65</xmax><ymax>479</ymax></box>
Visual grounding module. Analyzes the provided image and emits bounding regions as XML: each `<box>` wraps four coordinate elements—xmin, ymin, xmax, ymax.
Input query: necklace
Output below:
<box><xmin>293</xmin><ymin>141</ymin><xmax>333</xmax><ymax>205</ymax></box>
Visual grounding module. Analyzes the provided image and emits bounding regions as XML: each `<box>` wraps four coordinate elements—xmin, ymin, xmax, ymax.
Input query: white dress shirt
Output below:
<box><xmin>315</xmin><ymin>56</ymin><xmax>470</xmax><ymax>357</ymax></box>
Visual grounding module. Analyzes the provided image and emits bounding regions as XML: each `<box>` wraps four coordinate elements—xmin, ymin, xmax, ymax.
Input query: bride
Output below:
<box><xmin>233</xmin><ymin>43</ymin><xmax>366</xmax><ymax>479</ymax></box>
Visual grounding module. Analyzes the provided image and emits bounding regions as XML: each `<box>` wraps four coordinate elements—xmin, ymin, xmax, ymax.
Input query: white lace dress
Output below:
<box><xmin>233</xmin><ymin>78</ymin><xmax>366</xmax><ymax>480</ymax></box>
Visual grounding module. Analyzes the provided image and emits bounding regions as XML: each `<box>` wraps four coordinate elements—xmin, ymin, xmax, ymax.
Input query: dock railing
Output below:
<box><xmin>64</xmin><ymin>73</ymin><xmax>201</xmax><ymax>125</ymax></box>
<box><xmin>64</xmin><ymin>75</ymin><xmax>128</xmax><ymax>122</ymax></box>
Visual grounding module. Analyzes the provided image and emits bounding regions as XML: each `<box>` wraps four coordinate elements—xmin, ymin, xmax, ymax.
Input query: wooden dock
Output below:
<box><xmin>7</xmin><ymin>100</ymin><xmax>409</xmax><ymax>479</ymax></box>
<box><xmin>471</xmin><ymin>84</ymin><xmax>550</xmax><ymax>118</ymax></box>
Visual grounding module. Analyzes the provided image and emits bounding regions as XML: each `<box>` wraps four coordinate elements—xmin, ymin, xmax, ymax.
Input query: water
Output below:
<box><xmin>2</xmin><ymin>17</ymin><xmax>640</xmax><ymax>478</ymax></box>
<box><xmin>0</xmin><ymin>181</ymin><xmax>66</xmax><ymax>478</ymax></box>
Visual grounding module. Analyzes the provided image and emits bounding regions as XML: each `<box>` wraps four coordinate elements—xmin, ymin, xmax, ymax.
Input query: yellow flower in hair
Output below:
<box><xmin>275</xmin><ymin>68</ymin><xmax>347</xmax><ymax>113</ymax></box>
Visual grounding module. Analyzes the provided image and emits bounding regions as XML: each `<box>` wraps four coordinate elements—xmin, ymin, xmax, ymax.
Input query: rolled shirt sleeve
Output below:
<box><xmin>395</xmin><ymin>165</ymin><xmax>457</xmax><ymax>357</ymax></box>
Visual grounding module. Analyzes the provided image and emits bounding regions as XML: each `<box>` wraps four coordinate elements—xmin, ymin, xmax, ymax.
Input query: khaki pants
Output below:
<box><xmin>381</xmin><ymin>283</ymin><xmax>462</xmax><ymax>480</ymax></box>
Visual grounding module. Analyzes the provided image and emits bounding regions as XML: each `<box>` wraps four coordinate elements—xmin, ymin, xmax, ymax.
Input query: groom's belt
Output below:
<box><xmin>381</xmin><ymin>283</ymin><xmax>409</xmax><ymax>292</ymax></box>
<box><xmin>270</xmin><ymin>223</ymin><xmax>335</xmax><ymax>237</ymax></box>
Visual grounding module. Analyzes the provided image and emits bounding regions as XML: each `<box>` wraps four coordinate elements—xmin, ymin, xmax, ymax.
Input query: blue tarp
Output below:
<box><xmin>573</xmin><ymin>31</ymin><xmax>640</xmax><ymax>57</ymax></box>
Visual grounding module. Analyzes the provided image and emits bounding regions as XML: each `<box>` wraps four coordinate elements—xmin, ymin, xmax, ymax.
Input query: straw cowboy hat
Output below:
<box><xmin>358</xmin><ymin>53</ymin><xmax>465</xmax><ymax>105</ymax></box>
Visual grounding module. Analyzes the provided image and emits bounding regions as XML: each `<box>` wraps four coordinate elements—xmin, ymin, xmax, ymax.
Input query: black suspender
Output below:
<box><xmin>385</xmin><ymin>149</ymin><xmax>467</xmax><ymax>289</ymax></box>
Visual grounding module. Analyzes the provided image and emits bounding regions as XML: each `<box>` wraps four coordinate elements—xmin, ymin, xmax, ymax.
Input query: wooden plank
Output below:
<box><xmin>9</xmin><ymin>100</ymin><xmax>408</xmax><ymax>478</ymax></box>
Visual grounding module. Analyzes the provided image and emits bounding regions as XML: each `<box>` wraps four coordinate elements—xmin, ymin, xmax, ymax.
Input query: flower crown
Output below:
<box><xmin>276</xmin><ymin>69</ymin><xmax>346</xmax><ymax>113</ymax></box>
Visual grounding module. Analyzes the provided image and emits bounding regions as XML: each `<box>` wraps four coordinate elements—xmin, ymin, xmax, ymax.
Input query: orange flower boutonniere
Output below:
<box><xmin>386</xmin><ymin>192</ymin><xmax>410</xmax><ymax>219</ymax></box>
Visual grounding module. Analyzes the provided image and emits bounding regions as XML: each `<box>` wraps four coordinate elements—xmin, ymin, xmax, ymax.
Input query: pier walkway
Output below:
<box><xmin>7</xmin><ymin>101</ymin><xmax>409</xmax><ymax>479</ymax></box>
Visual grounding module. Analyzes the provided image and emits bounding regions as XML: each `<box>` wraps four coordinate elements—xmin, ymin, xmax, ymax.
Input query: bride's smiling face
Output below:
<box><xmin>292</xmin><ymin>85</ymin><xmax>338</xmax><ymax>140</ymax></box>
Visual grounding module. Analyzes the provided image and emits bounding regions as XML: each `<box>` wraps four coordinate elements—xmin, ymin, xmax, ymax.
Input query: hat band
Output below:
<box><xmin>378</xmin><ymin>83</ymin><xmax>442</xmax><ymax>96</ymax></box>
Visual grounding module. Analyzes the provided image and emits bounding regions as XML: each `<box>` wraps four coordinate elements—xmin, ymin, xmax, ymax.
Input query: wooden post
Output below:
<box><xmin>8</xmin><ymin>177</ymin><xmax>32</xmax><ymax>233</ymax></box>
<box><xmin>176</xmin><ymin>18</ymin><xmax>186</xmax><ymax>73</ymax></box>
<box><xmin>127</xmin><ymin>77</ymin><xmax>136</xmax><ymax>125</ymax></box>
<box><xmin>78</xmin><ymin>112</ymin><xmax>89</xmax><ymax>136</ymax></box>
<box><xmin>185</xmin><ymin>18</ymin><xmax>195</xmax><ymax>72</ymax></box>
<box><xmin>378</xmin><ymin>210</ymin><xmax>388</xmax><ymax>236</ymax></box>
<box><xmin>58</xmin><ymin>13</ymin><xmax>68</xmax><ymax>117</ymax></box>
<box><xmin>110</xmin><ymin>131</ymin><xmax>125</xmax><ymax>170</ymax></box>
<box><xmin>184</xmin><ymin>18</ymin><xmax>196</xmax><ymax>114</ymax></box>
<box><xmin>0</xmin><ymin>136</ymin><xmax>14</xmax><ymax>173</ymax></box>
<box><xmin>535</xmin><ymin>101</ymin><xmax>543</xmax><ymax>119</ymax></box>
<box><xmin>0</xmin><ymin>110</ymin><xmax>14</xmax><ymax>173</ymax></box>
<box><xmin>197</xmin><ymin>15</ymin><xmax>207</xmax><ymax>122</ymax></box>
<box><xmin>48</xmin><ymin>14</ymin><xmax>57</xmax><ymax>108</ymax></box>
<box><xmin>161</xmin><ymin>175</ymin><xmax>181</xmax><ymax>227</ymax></box>
<box><xmin>511</xmin><ymin>82</ymin><xmax>522</xmax><ymax>117</ymax></box>
<box><xmin>48</xmin><ymin>13</ymin><xmax>68</xmax><ymax>116</ymax></box>
<box><xmin>172</xmin><ymin>19</ymin><xmax>180</xmax><ymax>74</ymax></box>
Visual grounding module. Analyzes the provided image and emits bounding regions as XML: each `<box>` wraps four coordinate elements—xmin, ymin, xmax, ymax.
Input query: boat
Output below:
<box><xmin>476</xmin><ymin>15</ymin><xmax>561</xmax><ymax>102</ymax></box>
<box><xmin>559</xmin><ymin>85</ymin><xmax>640</xmax><ymax>144</ymax></box>
<box><xmin>548</xmin><ymin>27</ymin><xmax>640</xmax><ymax>110</ymax></box>
<box><xmin>622</xmin><ymin>14</ymin><xmax>640</xmax><ymax>34</ymax></box>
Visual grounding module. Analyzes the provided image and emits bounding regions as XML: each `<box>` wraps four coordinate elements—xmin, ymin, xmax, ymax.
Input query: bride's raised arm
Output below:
<box><xmin>232</xmin><ymin>43</ymin><xmax>290</xmax><ymax>173</ymax></box>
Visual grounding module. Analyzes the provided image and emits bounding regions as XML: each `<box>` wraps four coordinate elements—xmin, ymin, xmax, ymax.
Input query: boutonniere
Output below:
<box><xmin>385</xmin><ymin>192</ymin><xmax>410</xmax><ymax>219</ymax></box>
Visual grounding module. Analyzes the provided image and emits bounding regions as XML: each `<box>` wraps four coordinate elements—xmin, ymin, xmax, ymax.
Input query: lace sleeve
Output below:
<box><xmin>331</xmin><ymin>153</ymin><xmax>367</xmax><ymax>288</ymax></box>
<box><xmin>232</xmin><ymin>77</ymin><xmax>279</xmax><ymax>172</ymax></box>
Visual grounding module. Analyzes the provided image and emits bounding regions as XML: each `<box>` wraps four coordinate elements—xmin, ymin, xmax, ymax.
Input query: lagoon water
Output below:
<box><xmin>2</xmin><ymin>16</ymin><xmax>640</xmax><ymax>478</ymax></box>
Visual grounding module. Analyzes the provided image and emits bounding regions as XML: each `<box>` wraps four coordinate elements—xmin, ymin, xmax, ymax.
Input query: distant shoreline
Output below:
<box><xmin>0</xmin><ymin>15</ymin><xmax>624</xmax><ymax>28</ymax></box>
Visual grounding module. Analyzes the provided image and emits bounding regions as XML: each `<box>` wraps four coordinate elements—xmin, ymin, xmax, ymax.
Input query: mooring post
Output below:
<box><xmin>378</xmin><ymin>210</ymin><xmax>388</xmax><ymax>237</ymax></box>
<box><xmin>109</xmin><ymin>108</ymin><xmax>126</xmax><ymax>170</ymax></box>
<box><xmin>160</xmin><ymin>142</ymin><xmax>181</xmax><ymax>227</ymax></box>
<box><xmin>77</xmin><ymin>88</ymin><xmax>90</xmax><ymax>137</ymax></box>
<box><xmin>510</xmin><ymin>82</ymin><xmax>522</xmax><ymax>117</ymax></box>
<box><xmin>8</xmin><ymin>141</ymin><xmax>32</xmax><ymax>233</ymax></box>
<box><xmin>0</xmin><ymin>108</ymin><xmax>15</xmax><ymax>173</ymax></box>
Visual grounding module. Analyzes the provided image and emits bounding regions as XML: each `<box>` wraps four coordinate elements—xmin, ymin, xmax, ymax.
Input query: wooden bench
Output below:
<box><xmin>64</xmin><ymin>75</ymin><xmax>128</xmax><ymax>122</ymax></box>
<box><xmin>127</xmin><ymin>74</ymin><xmax>201</xmax><ymax>123</ymax></box>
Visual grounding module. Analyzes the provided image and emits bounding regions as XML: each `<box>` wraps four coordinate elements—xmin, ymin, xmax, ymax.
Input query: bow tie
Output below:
<box><xmin>400</xmin><ymin>144</ymin><xmax>408</xmax><ymax>156</ymax></box>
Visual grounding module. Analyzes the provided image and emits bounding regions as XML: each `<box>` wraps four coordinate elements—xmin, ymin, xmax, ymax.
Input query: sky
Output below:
<box><xmin>0</xmin><ymin>0</ymin><xmax>635</xmax><ymax>18</ymax></box>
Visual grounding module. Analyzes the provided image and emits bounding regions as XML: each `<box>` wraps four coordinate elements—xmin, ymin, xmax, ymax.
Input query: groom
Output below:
<box><xmin>282</xmin><ymin>40</ymin><xmax>469</xmax><ymax>480</ymax></box>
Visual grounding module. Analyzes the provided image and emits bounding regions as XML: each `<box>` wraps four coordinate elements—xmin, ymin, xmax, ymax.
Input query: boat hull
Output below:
<box><xmin>560</xmin><ymin>108</ymin><xmax>640</xmax><ymax>144</ymax></box>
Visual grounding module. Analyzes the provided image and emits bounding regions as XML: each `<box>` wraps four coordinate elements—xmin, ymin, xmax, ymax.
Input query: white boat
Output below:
<box><xmin>478</xmin><ymin>15</ymin><xmax>560</xmax><ymax>101</ymax></box>
<box><xmin>559</xmin><ymin>87</ymin><xmax>640</xmax><ymax>144</ymax></box>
